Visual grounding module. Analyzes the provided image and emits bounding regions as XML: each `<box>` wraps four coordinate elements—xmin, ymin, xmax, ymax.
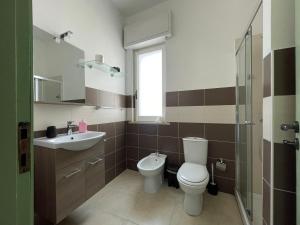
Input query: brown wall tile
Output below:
<box><xmin>87</xmin><ymin>124</ymin><xmax>98</xmax><ymax>131</ymax></box>
<box><xmin>207</xmin><ymin>141</ymin><xmax>235</xmax><ymax>160</ymax></box>
<box><xmin>139</xmin><ymin>124</ymin><xmax>158</xmax><ymax>135</ymax></box>
<box><xmin>127</xmin><ymin>159</ymin><xmax>138</xmax><ymax>171</ymax></box>
<box><xmin>34</xmin><ymin>130</ymin><xmax>46</xmax><ymax>138</ymax></box>
<box><xmin>115</xmin><ymin>121</ymin><xmax>126</xmax><ymax>135</ymax></box>
<box><xmin>126</xmin><ymin>134</ymin><xmax>138</xmax><ymax>147</ymax></box>
<box><xmin>158</xmin><ymin>137</ymin><xmax>179</xmax><ymax>153</ymax></box>
<box><xmin>207</xmin><ymin>158</ymin><xmax>235</xmax><ymax>179</ymax></box>
<box><xmin>105</xmin><ymin>153</ymin><xmax>116</xmax><ymax>170</ymax></box>
<box><xmin>205</xmin><ymin>87</ymin><xmax>235</xmax><ymax>105</ymax></box>
<box><xmin>179</xmin><ymin>90</ymin><xmax>204</xmax><ymax>106</ymax></box>
<box><xmin>161</xmin><ymin>152</ymin><xmax>180</xmax><ymax>166</ymax></box>
<box><xmin>116</xmin><ymin>161</ymin><xmax>126</xmax><ymax>176</ymax></box>
<box><xmin>263</xmin><ymin>180</ymin><xmax>270</xmax><ymax>225</ymax></box>
<box><xmin>274</xmin><ymin>143</ymin><xmax>296</xmax><ymax>192</ymax></box>
<box><xmin>99</xmin><ymin>123</ymin><xmax>115</xmax><ymax>138</ymax></box>
<box><xmin>205</xmin><ymin>124</ymin><xmax>235</xmax><ymax>142</ymax></box>
<box><xmin>214</xmin><ymin>176</ymin><xmax>235</xmax><ymax>194</ymax></box>
<box><xmin>116</xmin><ymin>148</ymin><xmax>126</xmax><ymax>165</ymax></box>
<box><xmin>263</xmin><ymin>139</ymin><xmax>271</xmax><ymax>184</ymax></box>
<box><xmin>274</xmin><ymin>47</ymin><xmax>295</xmax><ymax>96</ymax></box>
<box><xmin>126</xmin><ymin>95</ymin><xmax>134</xmax><ymax>108</ymax></box>
<box><xmin>104</xmin><ymin>137</ymin><xmax>115</xmax><ymax>155</ymax></box>
<box><xmin>179</xmin><ymin>123</ymin><xmax>204</xmax><ymax>138</ymax></box>
<box><xmin>166</xmin><ymin>92</ymin><xmax>178</xmax><ymax>106</ymax></box>
<box><xmin>126</xmin><ymin>122</ymin><xmax>139</xmax><ymax>133</ymax></box>
<box><xmin>158</xmin><ymin>122</ymin><xmax>178</xmax><ymax>137</ymax></box>
<box><xmin>263</xmin><ymin>54</ymin><xmax>271</xmax><ymax>97</ymax></box>
<box><xmin>126</xmin><ymin>146</ymin><xmax>138</xmax><ymax>161</ymax></box>
<box><xmin>273</xmin><ymin>189</ymin><xmax>296</xmax><ymax>225</ymax></box>
<box><xmin>139</xmin><ymin>135</ymin><xmax>157</xmax><ymax>149</ymax></box>
<box><xmin>139</xmin><ymin>148</ymin><xmax>156</xmax><ymax>160</ymax></box>
<box><xmin>105</xmin><ymin>167</ymin><xmax>116</xmax><ymax>184</ymax></box>
<box><xmin>116</xmin><ymin>135</ymin><xmax>125</xmax><ymax>150</ymax></box>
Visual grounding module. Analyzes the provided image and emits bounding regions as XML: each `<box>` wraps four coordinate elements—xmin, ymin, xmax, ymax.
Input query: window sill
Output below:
<box><xmin>128</xmin><ymin>121</ymin><xmax>170</xmax><ymax>125</ymax></box>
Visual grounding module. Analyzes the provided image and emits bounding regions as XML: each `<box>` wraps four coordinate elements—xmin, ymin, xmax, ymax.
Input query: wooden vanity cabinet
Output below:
<box><xmin>34</xmin><ymin>140</ymin><xmax>105</xmax><ymax>225</ymax></box>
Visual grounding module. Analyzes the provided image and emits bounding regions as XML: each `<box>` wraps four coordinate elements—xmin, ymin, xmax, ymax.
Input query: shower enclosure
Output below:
<box><xmin>235</xmin><ymin>2</ymin><xmax>263</xmax><ymax>224</ymax></box>
<box><xmin>236</xmin><ymin>26</ymin><xmax>253</xmax><ymax>220</ymax></box>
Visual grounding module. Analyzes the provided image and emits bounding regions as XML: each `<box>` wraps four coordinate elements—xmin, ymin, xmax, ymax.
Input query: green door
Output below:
<box><xmin>296</xmin><ymin>0</ymin><xmax>300</xmax><ymax>223</ymax></box>
<box><xmin>295</xmin><ymin>0</ymin><xmax>300</xmax><ymax>224</ymax></box>
<box><xmin>0</xmin><ymin>0</ymin><xmax>33</xmax><ymax>224</ymax></box>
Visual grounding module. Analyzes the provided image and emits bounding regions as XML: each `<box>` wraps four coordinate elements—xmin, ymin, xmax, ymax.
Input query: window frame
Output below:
<box><xmin>134</xmin><ymin>44</ymin><xmax>166</xmax><ymax>122</ymax></box>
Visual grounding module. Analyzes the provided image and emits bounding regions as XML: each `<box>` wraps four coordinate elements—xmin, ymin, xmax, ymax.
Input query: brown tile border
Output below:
<box><xmin>85</xmin><ymin>87</ymin><xmax>128</xmax><ymax>108</ymax></box>
<box><xmin>158</xmin><ymin>122</ymin><xmax>178</xmax><ymax>137</ymax></box>
<box><xmin>205</xmin><ymin>87</ymin><xmax>235</xmax><ymax>105</ymax></box>
<box><xmin>273</xmin><ymin>189</ymin><xmax>296</xmax><ymax>225</ymax></box>
<box><xmin>263</xmin><ymin>139</ymin><xmax>271</xmax><ymax>184</ymax></box>
<box><xmin>205</xmin><ymin>123</ymin><xmax>235</xmax><ymax>142</ymax></box>
<box><xmin>178</xmin><ymin>123</ymin><xmax>204</xmax><ymax>138</ymax></box>
<box><xmin>129</xmin><ymin>86</ymin><xmax>236</xmax><ymax>108</ymax></box>
<box><xmin>274</xmin><ymin>47</ymin><xmax>295</xmax><ymax>96</ymax></box>
<box><xmin>273</xmin><ymin>143</ymin><xmax>296</xmax><ymax>192</ymax></box>
<box><xmin>166</xmin><ymin>92</ymin><xmax>178</xmax><ymax>107</ymax></box>
<box><xmin>207</xmin><ymin>141</ymin><xmax>235</xmax><ymax>160</ymax></box>
<box><xmin>263</xmin><ymin>180</ymin><xmax>270</xmax><ymax>225</ymax></box>
<box><xmin>178</xmin><ymin>89</ymin><xmax>204</xmax><ymax>106</ymax></box>
<box><xmin>263</xmin><ymin>53</ymin><xmax>271</xmax><ymax>97</ymax></box>
<box><xmin>214</xmin><ymin>176</ymin><xmax>235</xmax><ymax>194</ymax></box>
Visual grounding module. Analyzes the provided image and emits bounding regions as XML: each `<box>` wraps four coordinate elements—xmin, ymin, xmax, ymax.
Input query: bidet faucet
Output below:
<box><xmin>67</xmin><ymin>121</ymin><xmax>77</xmax><ymax>135</ymax></box>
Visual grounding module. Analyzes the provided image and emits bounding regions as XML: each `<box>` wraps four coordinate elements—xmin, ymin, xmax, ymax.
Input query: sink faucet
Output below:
<box><xmin>67</xmin><ymin>121</ymin><xmax>77</xmax><ymax>135</ymax></box>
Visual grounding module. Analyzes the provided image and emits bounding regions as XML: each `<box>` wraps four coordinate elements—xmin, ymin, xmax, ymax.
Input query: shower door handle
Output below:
<box><xmin>280</xmin><ymin>121</ymin><xmax>299</xmax><ymax>133</ymax></box>
<box><xmin>244</xmin><ymin>121</ymin><xmax>255</xmax><ymax>126</ymax></box>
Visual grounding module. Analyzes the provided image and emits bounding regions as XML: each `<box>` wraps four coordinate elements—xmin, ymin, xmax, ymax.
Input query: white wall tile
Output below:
<box><xmin>263</xmin><ymin>96</ymin><xmax>272</xmax><ymax>142</ymax></box>
<box><xmin>273</xmin><ymin>95</ymin><xmax>296</xmax><ymax>144</ymax></box>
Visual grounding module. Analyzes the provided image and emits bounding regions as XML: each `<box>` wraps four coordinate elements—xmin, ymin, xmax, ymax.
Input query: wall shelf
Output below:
<box><xmin>78</xmin><ymin>60</ymin><xmax>124</xmax><ymax>77</ymax></box>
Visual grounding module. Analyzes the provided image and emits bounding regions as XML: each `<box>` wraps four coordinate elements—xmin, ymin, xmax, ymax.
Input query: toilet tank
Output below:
<box><xmin>183</xmin><ymin>137</ymin><xmax>208</xmax><ymax>165</ymax></box>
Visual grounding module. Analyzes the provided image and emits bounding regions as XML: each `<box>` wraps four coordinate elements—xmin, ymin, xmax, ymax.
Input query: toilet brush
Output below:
<box><xmin>207</xmin><ymin>163</ymin><xmax>218</xmax><ymax>195</ymax></box>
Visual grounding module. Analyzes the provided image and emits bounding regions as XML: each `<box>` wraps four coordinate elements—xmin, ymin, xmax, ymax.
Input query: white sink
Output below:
<box><xmin>34</xmin><ymin>131</ymin><xmax>106</xmax><ymax>151</ymax></box>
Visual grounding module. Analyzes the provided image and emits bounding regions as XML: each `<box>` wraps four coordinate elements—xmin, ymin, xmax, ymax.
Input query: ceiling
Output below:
<box><xmin>111</xmin><ymin>0</ymin><xmax>167</xmax><ymax>17</ymax></box>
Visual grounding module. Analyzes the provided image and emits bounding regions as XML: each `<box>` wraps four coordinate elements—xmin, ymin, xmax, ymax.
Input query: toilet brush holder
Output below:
<box><xmin>207</xmin><ymin>163</ymin><xmax>218</xmax><ymax>195</ymax></box>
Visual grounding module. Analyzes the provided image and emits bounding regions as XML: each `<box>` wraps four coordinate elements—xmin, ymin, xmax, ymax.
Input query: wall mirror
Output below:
<box><xmin>33</xmin><ymin>26</ymin><xmax>85</xmax><ymax>104</ymax></box>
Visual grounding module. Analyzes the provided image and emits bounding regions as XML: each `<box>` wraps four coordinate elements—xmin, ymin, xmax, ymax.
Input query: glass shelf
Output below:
<box><xmin>78</xmin><ymin>60</ymin><xmax>124</xmax><ymax>77</ymax></box>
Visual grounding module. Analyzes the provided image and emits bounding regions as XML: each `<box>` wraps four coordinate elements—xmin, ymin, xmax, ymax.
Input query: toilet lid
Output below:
<box><xmin>178</xmin><ymin>163</ymin><xmax>208</xmax><ymax>183</ymax></box>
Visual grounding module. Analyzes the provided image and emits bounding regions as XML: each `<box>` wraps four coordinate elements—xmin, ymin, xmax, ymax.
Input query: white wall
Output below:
<box><xmin>33</xmin><ymin>0</ymin><xmax>126</xmax><ymax>130</ymax></box>
<box><xmin>125</xmin><ymin>0</ymin><xmax>261</xmax><ymax>93</ymax></box>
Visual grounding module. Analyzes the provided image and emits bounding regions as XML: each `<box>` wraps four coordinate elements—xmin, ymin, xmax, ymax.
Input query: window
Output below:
<box><xmin>135</xmin><ymin>45</ymin><xmax>166</xmax><ymax>122</ymax></box>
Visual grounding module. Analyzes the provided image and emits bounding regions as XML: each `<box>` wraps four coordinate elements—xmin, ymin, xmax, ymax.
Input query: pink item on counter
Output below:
<box><xmin>79</xmin><ymin>120</ymin><xmax>87</xmax><ymax>133</ymax></box>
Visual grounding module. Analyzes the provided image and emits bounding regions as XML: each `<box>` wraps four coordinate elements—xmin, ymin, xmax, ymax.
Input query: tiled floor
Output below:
<box><xmin>59</xmin><ymin>170</ymin><xmax>243</xmax><ymax>225</ymax></box>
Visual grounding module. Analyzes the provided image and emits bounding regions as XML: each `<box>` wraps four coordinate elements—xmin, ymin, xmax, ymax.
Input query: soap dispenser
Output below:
<box><xmin>79</xmin><ymin>120</ymin><xmax>87</xmax><ymax>133</ymax></box>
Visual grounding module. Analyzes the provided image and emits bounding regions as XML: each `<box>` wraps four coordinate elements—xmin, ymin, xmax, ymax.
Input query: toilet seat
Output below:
<box><xmin>177</xmin><ymin>162</ymin><xmax>209</xmax><ymax>187</ymax></box>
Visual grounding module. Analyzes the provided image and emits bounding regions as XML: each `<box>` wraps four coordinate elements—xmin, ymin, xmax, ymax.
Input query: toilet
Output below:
<box><xmin>177</xmin><ymin>137</ymin><xmax>209</xmax><ymax>216</ymax></box>
<box><xmin>137</xmin><ymin>153</ymin><xmax>167</xmax><ymax>193</ymax></box>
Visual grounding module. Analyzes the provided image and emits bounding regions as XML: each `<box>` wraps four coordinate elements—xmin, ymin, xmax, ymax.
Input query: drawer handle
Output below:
<box><xmin>64</xmin><ymin>169</ymin><xmax>81</xmax><ymax>179</ymax></box>
<box><xmin>88</xmin><ymin>158</ymin><xmax>103</xmax><ymax>166</ymax></box>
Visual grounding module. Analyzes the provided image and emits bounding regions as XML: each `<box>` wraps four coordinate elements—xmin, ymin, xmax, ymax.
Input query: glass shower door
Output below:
<box><xmin>236</xmin><ymin>27</ymin><xmax>253</xmax><ymax>219</ymax></box>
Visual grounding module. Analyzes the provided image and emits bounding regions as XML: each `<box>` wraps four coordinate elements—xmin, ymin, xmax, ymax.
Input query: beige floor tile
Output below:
<box><xmin>57</xmin><ymin>170</ymin><xmax>242</xmax><ymax>225</ymax></box>
<box><xmin>59</xmin><ymin>210</ymin><xmax>124</xmax><ymax>225</ymax></box>
<box><xmin>128</xmin><ymin>191</ymin><xmax>176</xmax><ymax>225</ymax></box>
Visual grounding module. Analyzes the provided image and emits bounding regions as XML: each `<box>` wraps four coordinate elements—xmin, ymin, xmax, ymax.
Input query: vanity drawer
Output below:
<box><xmin>56</xmin><ymin>161</ymin><xmax>85</xmax><ymax>223</ymax></box>
<box><xmin>55</xmin><ymin>140</ymin><xmax>105</xmax><ymax>170</ymax></box>
<box><xmin>85</xmin><ymin>154</ymin><xmax>105</xmax><ymax>199</ymax></box>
